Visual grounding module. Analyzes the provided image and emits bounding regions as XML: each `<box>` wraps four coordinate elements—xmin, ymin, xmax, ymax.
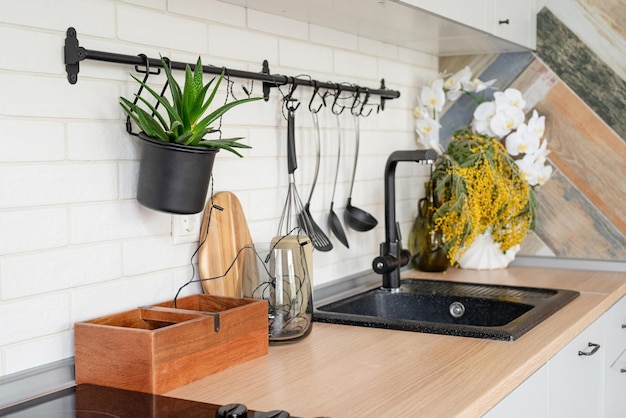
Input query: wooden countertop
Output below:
<box><xmin>166</xmin><ymin>266</ymin><xmax>626</xmax><ymax>417</ymax></box>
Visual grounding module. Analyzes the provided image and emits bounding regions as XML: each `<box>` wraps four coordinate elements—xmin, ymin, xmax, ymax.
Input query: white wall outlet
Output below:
<box><xmin>171</xmin><ymin>213</ymin><xmax>202</xmax><ymax>245</ymax></box>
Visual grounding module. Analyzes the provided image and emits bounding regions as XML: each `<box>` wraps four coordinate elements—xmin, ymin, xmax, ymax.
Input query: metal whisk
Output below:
<box><xmin>277</xmin><ymin>102</ymin><xmax>308</xmax><ymax>237</ymax></box>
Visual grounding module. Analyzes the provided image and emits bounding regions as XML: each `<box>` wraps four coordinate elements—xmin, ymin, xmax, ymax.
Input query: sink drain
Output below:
<box><xmin>449</xmin><ymin>301</ymin><xmax>465</xmax><ymax>318</ymax></box>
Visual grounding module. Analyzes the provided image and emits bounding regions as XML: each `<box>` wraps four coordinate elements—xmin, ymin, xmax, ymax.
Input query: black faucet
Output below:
<box><xmin>372</xmin><ymin>149</ymin><xmax>438</xmax><ymax>289</ymax></box>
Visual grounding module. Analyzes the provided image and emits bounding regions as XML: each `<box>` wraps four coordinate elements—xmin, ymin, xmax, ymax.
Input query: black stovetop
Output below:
<box><xmin>0</xmin><ymin>384</ymin><xmax>291</xmax><ymax>418</ymax></box>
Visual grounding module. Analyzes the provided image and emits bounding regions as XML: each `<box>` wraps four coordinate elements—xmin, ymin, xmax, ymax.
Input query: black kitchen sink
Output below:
<box><xmin>314</xmin><ymin>279</ymin><xmax>579</xmax><ymax>341</ymax></box>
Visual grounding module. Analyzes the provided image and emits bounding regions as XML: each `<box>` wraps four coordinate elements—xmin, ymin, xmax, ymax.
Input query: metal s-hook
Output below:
<box><xmin>350</xmin><ymin>85</ymin><xmax>362</xmax><ymax>116</ymax></box>
<box><xmin>359</xmin><ymin>88</ymin><xmax>376</xmax><ymax>117</ymax></box>
<box><xmin>126</xmin><ymin>54</ymin><xmax>158</xmax><ymax>134</ymax></box>
<box><xmin>308</xmin><ymin>81</ymin><xmax>325</xmax><ymax>113</ymax></box>
<box><xmin>134</xmin><ymin>53</ymin><xmax>160</xmax><ymax>76</ymax></box>
<box><xmin>284</xmin><ymin>79</ymin><xmax>301</xmax><ymax>112</ymax></box>
<box><xmin>331</xmin><ymin>84</ymin><xmax>345</xmax><ymax>115</ymax></box>
<box><xmin>154</xmin><ymin>56</ymin><xmax>171</xmax><ymax>114</ymax></box>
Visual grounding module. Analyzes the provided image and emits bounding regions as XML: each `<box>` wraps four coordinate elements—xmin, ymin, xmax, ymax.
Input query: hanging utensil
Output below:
<box><xmin>344</xmin><ymin>114</ymin><xmax>378</xmax><ymax>231</ymax></box>
<box><xmin>277</xmin><ymin>101</ymin><xmax>307</xmax><ymax>237</ymax></box>
<box><xmin>327</xmin><ymin>114</ymin><xmax>350</xmax><ymax>248</ymax></box>
<box><xmin>298</xmin><ymin>111</ymin><xmax>333</xmax><ymax>252</ymax></box>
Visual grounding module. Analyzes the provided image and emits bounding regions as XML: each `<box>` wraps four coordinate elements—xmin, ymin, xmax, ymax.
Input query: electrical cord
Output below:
<box><xmin>169</xmin><ymin>176</ymin><xmax>313</xmax><ymax>338</ymax></box>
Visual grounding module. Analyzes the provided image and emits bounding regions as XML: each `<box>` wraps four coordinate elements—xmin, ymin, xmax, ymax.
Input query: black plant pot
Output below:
<box><xmin>136</xmin><ymin>133</ymin><xmax>218</xmax><ymax>214</ymax></box>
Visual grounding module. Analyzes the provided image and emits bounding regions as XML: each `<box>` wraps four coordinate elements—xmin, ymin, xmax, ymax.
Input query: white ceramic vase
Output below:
<box><xmin>457</xmin><ymin>227</ymin><xmax>520</xmax><ymax>270</ymax></box>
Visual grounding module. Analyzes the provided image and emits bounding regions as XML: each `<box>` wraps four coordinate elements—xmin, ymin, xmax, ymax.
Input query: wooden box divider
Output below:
<box><xmin>74</xmin><ymin>295</ymin><xmax>268</xmax><ymax>394</ymax></box>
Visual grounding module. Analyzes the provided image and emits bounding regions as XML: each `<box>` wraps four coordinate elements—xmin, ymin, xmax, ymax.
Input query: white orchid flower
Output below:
<box><xmin>471</xmin><ymin>101</ymin><xmax>497</xmax><ymax>136</ymax></box>
<box><xmin>416</xmin><ymin>116</ymin><xmax>443</xmax><ymax>154</ymax></box>
<box><xmin>505</xmin><ymin>123</ymin><xmax>540</xmax><ymax>156</ymax></box>
<box><xmin>532</xmin><ymin>139</ymin><xmax>551</xmax><ymax>164</ymax></box>
<box><xmin>516</xmin><ymin>154</ymin><xmax>553</xmax><ymax>186</ymax></box>
<box><xmin>444</xmin><ymin>66</ymin><xmax>472</xmax><ymax>101</ymax></box>
<box><xmin>526</xmin><ymin>110</ymin><xmax>546</xmax><ymax>139</ymax></box>
<box><xmin>489</xmin><ymin>105</ymin><xmax>525</xmax><ymax>138</ymax></box>
<box><xmin>462</xmin><ymin>77</ymin><xmax>497</xmax><ymax>94</ymax></box>
<box><xmin>421</xmin><ymin>78</ymin><xmax>445</xmax><ymax>113</ymax></box>
<box><xmin>444</xmin><ymin>66</ymin><xmax>472</xmax><ymax>91</ymax></box>
<box><xmin>494</xmin><ymin>88</ymin><xmax>526</xmax><ymax>110</ymax></box>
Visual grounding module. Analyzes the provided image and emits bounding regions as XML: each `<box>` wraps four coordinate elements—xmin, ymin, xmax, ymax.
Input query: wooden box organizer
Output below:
<box><xmin>74</xmin><ymin>295</ymin><xmax>268</xmax><ymax>394</ymax></box>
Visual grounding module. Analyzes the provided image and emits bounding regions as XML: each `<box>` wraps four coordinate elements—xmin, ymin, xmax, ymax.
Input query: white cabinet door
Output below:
<box><xmin>483</xmin><ymin>364</ymin><xmax>549</xmax><ymax>418</ymax></box>
<box><xmin>490</xmin><ymin>0</ymin><xmax>537</xmax><ymax>48</ymax></box>
<box><xmin>604</xmin><ymin>296</ymin><xmax>626</xmax><ymax>418</ymax></box>
<box><xmin>396</xmin><ymin>0</ymin><xmax>536</xmax><ymax>49</ymax></box>
<box><xmin>549</xmin><ymin>316</ymin><xmax>606</xmax><ymax>418</ymax></box>
<box><xmin>396</xmin><ymin>0</ymin><xmax>491</xmax><ymax>32</ymax></box>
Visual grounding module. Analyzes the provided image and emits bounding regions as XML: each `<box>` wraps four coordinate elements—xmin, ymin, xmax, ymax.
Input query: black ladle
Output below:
<box><xmin>328</xmin><ymin>114</ymin><xmax>349</xmax><ymax>248</ymax></box>
<box><xmin>344</xmin><ymin>115</ymin><xmax>378</xmax><ymax>231</ymax></box>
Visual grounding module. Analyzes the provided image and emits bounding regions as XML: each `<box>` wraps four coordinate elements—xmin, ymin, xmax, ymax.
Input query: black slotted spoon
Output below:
<box><xmin>298</xmin><ymin>111</ymin><xmax>333</xmax><ymax>252</ymax></box>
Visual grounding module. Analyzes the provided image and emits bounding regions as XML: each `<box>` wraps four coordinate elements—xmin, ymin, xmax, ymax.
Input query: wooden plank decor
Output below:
<box><xmin>74</xmin><ymin>295</ymin><xmax>268</xmax><ymax>394</ymax></box>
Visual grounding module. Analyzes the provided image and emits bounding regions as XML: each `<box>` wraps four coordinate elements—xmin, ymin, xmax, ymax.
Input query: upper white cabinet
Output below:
<box><xmin>398</xmin><ymin>0</ymin><xmax>537</xmax><ymax>49</ymax></box>
<box><xmin>218</xmin><ymin>0</ymin><xmax>536</xmax><ymax>56</ymax></box>
<box><xmin>491</xmin><ymin>0</ymin><xmax>537</xmax><ymax>48</ymax></box>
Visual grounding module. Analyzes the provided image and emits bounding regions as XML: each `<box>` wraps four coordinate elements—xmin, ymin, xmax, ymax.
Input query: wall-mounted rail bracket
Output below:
<box><xmin>261</xmin><ymin>60</ymin><xmax>272</xmax><ymax>102</ymax></box>
<box><xmin>64</xmin><ymin>27</ymin><xmax>83</xmax><ymax>85</ymax></box>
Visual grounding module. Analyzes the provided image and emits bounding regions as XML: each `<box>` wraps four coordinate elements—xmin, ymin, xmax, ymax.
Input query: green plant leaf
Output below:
<box><xmin>131</xmin><ymin>104</ymin><xmax>169</xmax><ymax>141</ymax></box>
<box><xmin>198</xmin><ymin>71</ymin><xmax>223</xmax><ymax>119</ymax></box>
<box><xmin>174</xmin><ymin>132</ymin><xmax>193</xmax><ymax>145</ymax></box>
<box><xmin>132</xmin><ymin>94</ymin><xmax>169</xmax><ymax>131</ymax></box>
<box><xmin>160</xmin><ymin>57</ymin><xmax>184</xmax><ymax>124</ymax></box>
<box><xmin>119</xmin><ymin>99</ymin><xmax>145</xmax><ymax>131</ymax></box>
<box><xmin>192</xmin><ymin>56</ymin><xmax>204</xmax><ymax>98</ymax></box>
<box><xmin>120</xmin><ymin>55</ymin><xmax>260</xmax><ymax>156</ymax></box>
<box><xmin>128</xmin><ymin>73</ymin><xmax>182</xmax><ymax>132</ymax></box>
<box><xmin>181</xmin><ymin>63</ymin><xmax>195</xmax><ymax>130</ymax></box>
<box><xmin>190</xmin><ymin>79</ymin><xmax>214</xmax><ymax>124</ymax></box>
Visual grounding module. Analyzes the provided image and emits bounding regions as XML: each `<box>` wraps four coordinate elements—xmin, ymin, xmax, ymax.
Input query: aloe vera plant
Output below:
<box><xmin>120</xmin><ymin>56</ymin><xmax>261</xmax><ymax>157</ymax></box>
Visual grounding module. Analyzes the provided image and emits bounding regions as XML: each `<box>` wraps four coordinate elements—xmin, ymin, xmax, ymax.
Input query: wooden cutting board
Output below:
<box><xmin>198</xmin><ymin>192</ymin><xmax>257</xmax><ymax>297</ymax></box>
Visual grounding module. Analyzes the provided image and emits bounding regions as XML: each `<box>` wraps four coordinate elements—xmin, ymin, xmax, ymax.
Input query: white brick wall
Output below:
<box><xmin>0</xmin><ymin>0</ymin><xmax>437</xmax><ymax>376</ymax></box>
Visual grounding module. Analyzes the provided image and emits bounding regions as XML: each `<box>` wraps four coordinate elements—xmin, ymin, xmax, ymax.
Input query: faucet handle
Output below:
<box><xmin>372</xmin><ymin>249</ymin><xmax>411</xmax><ymax>274</ymax></box>
<box><xmin>395</xmin><ymin>221</ymin><xmax>402</xmax><ymax>242</ymax></box>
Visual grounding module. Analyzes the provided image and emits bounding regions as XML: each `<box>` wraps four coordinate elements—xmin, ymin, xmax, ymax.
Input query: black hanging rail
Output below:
<box><xmin>64</xmin><ymin>27</ymin><xmax>400</xmax><ymax>110</ymax></box>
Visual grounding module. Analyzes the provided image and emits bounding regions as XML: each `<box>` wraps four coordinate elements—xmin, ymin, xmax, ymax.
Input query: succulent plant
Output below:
<box><xmin>120</xmin><ymin>56</ymin><xmax>261</xmax><ymax>157</ymax></box>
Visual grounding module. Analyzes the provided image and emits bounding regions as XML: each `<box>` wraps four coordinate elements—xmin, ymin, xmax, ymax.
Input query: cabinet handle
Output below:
<box><xmin>621</xmin><ymin>368</ymin><xmax>625</xmax><ymax>373</ymax></box>
<box><xmin>578</xmin><ymin>342</ymin><xmax>601</xmax><ymax>356</ymax></box>
<box><xmin>498</xmin><ymin>19</ymin><xmax>510</xmax><ymax>25</ymax></box>
<box><xmin>622</xmin><ymin>324</ymin><xmax>625</xmax><ymax>328</ymax></box>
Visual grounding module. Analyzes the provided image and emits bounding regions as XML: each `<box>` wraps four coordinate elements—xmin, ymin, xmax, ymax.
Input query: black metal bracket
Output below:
<box><xmin>202</xmin><ymin>312</ymin><xmax>221</xmax><ymax>333</ymax></box>
<box><xmin>64</xmin><ymin>27</ymin><xmax>400</xmax><ymax>106</ymax></box>
<box><xmin>64</xmin><ymin>27</ymin><xmax>83</xmax><ymax>85</ymax></box>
